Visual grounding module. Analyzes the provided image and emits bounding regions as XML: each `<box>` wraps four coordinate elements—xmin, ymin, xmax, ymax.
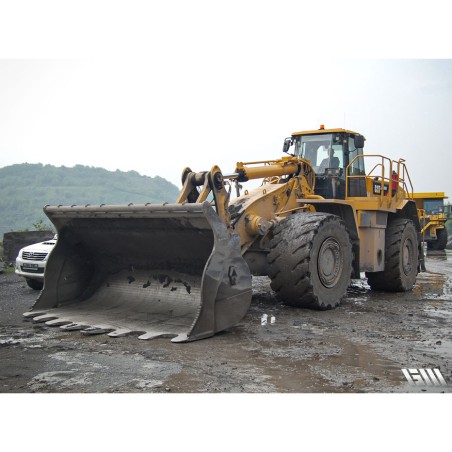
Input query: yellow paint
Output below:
<box><xmin>412</xmin><ymin>192</ymin><xmax>448</xmax><ymax>200</ymax></box>
<box><xmin>291</xmin><ymin>127</ymin><xmax>360</xmax><ymax>136</ymax></box>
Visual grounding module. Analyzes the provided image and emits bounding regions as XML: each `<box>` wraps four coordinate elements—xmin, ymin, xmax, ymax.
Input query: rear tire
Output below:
<box><xmin>427</xmin><ymin>227</ymin><xmax>448</xmax><ymax>251</ymax></box>
<box><xmin>25</xmin><ymin>278</ymin><xmax>44</xmax><ymax>290</ymax></box>
<box><xmin>267</xmin><ymin>213</ymin><xmax>352</xmax><ymax>309</ymax></box>
<box><xmin>366</xmin><ymin>218</ymin><xmax>418</xmax><ymax>292</ymax></box>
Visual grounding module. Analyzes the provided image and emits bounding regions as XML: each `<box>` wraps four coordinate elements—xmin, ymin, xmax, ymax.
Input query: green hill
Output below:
<box><xmin>0</xmin><ymin>163</ymin><xmax>180</xmax><ymax>237</ymax></box>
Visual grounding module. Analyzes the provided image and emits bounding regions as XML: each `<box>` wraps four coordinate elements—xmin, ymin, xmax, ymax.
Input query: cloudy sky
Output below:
<box><xmin>1</xmin><ymin>1</ymin><xmax>452</xmax><ymax>198</ymax></box>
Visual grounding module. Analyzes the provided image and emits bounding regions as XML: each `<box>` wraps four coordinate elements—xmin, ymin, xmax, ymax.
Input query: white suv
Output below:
<box><xmin>15</xmin><ymin>235</ymin><xmax>57</xmax><ymax>290</ymax></box>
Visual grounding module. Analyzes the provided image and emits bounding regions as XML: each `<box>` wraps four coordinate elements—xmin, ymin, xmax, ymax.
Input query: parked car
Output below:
<box><xmin>15</xmin><ymin>235</ymin><xmax>57</xmax><ymax>290</ymax></box>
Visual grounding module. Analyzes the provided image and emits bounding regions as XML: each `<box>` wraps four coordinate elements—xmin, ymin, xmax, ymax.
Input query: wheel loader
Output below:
<box><xmin>411</xmin><ymin>192</ymin><xmax>449</xmax><ymax>250</ymax></box>
<box><xmin>24</xmin><ymin>126</ymin><xmax>423</xmax><ymax>342</ymax></box>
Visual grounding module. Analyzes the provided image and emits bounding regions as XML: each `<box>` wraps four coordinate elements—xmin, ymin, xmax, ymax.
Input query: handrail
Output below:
<box><xmin>345</xmin><ymin>154</ymin><xmax>414</xmax><ymax>202</ymax></box>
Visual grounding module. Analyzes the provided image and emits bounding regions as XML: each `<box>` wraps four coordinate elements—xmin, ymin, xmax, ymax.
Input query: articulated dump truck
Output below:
<box><xmin>24</xmin><ymin>126</ymin><xmax>423</xmax><ymax>342</ymax></box>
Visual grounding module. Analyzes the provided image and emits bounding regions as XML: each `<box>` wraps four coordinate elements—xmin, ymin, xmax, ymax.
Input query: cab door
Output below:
<box><xmin>347</xmin><ymin>136</ymin><xmax>366</xmax><ymax>197</ymax></box>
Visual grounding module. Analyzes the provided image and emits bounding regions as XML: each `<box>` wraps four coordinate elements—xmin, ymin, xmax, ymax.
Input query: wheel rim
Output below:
<box><xmin>318</xmin><ymin>238</ymin><xmax>343</xmax><ymax>288</ymax></box>
<box><xmin>402</xmin><ymin>237</ymin><xmax>414</xmax><ymax>275</ymax></box>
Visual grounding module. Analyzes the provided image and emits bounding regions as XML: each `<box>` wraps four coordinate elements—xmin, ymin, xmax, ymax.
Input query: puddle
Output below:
<box><xmin>237</xmin><ymin>328</ymin><xmax>405</xmax><ymax>392</ymax></box>
<box><xmin>414</xmin><ymin>272</ymin><xmax>452</xmax><ymax>301</ymax></box>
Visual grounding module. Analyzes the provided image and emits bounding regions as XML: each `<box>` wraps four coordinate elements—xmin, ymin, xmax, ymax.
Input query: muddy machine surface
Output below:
<box><xmin>25</xmin><ymin>126</ymin><xmax>422</xmax><ymax>342</ymax></box>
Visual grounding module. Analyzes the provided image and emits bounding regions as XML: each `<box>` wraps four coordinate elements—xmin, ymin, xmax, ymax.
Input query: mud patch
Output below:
<box><xmin>29</xmin><ymin>371</ymin><xmax>93</xmax><ymax>391</ymax></box>
<box><xmin>25</xmin><ymin>350</ymin><xmax>183</xmax><ymax>392</ymax></box>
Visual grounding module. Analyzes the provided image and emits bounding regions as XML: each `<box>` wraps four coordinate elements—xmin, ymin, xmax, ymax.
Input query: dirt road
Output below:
<box><xmin>1</xmin><ymin>249</ymin><xmax>451</xmax><ymax>393</ymax></box>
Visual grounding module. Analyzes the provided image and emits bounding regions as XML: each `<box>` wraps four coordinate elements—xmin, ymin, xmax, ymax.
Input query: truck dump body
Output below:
<box><xmin>24</xmin><ymin>202</ymin><xmax>252</xmax><ymax>342</ymax></box>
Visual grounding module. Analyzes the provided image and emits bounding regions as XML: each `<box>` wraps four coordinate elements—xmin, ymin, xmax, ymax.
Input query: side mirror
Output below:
<box><xmin>354</xmin><ymin>135</ymin><xmax>365</xmax><ymax>149</ymax></box>
<box><xmin>282</xmin><ymin>137</ymin><xmax>293</xmax><ymax>154</ymax></box>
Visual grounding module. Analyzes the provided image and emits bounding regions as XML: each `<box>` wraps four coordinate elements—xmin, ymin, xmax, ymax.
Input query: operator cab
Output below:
<box><xmin>423</xmin><ymin>199</ymin><xmax>444</xmax><ymax>215</ymax></box>
<box><xmin>283</xmin><ymin>125</ymin><xmax>366</xmax><ymax>199</ymax></box>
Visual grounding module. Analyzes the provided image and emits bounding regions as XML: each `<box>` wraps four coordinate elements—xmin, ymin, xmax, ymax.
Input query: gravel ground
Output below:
<box><xmin>1</xmin><ymin>249</ymin><xmax>452</xmax><ymax>393</ymax></box>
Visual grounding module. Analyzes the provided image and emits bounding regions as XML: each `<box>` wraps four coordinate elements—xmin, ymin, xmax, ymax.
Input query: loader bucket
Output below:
<box><xmin>24</xmin><ymin>202</ymin><xmax>252</xmax><ymax>342</ymax></box>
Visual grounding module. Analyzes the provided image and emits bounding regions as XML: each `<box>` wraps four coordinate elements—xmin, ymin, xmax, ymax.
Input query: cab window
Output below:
<box><xmin>348</xmin><ymin>137</ymin><xmax>365</xmax><ymax>176</ymax></box>
<box><xmin>294</xmin><ymin>133</ymin><xmax>341</xmax><ymax>174</ymax></box>
<box><xmin>424</xmin><ymin>199</ymin><xmax>444</xmax><ymax>215</ymax></box>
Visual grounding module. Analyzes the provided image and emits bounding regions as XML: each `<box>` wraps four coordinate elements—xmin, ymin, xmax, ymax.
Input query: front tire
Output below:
<box><xmin>25</xmin><ymin>278</ymin><xmax>44</xmax><ymax>290</ymax></box>
<box><xmin>427</xmin><ymin>227</ymin><xmax>448</xmax><ymax>251</ymax></box>
<box><xmin>366</xmin><ymin>218</ymin><xmax>418</xmax><ymax>291</ymax></box>
<box><xmin>267</xmin><ymin>213</ymin><xmax>352</xmax><ymax>309</ymax></box>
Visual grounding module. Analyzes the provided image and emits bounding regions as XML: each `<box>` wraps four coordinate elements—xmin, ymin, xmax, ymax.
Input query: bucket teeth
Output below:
<box><xmin>81</xmin><ymin>326</ymin><xmax>115</xmax><ymax>335</ymax></box>
<box><xmin>32</xmin><ymin>314</ymin><xmax>58</xmax><ymax>323</ymax></box>
<box><xmin>138</xmin><ymin>332</ymin><xmax>178</xmax><ymax>340</ymax></box>
<box><xmin>23</xmin><ymin>311</ymin><xmax>47</xmax><ymax>320</ymax></box>
<box><xmin>107</xmin><ymin>329</ymin><xmax>134</xmax><ymax>337</ymax></box>
<box><xmin>60</xmin><ymin>323</ymin><xmax>89</xmax><ymax>331</ymax></box>
<box><xmin>171</xmin><ymin>333</ymin><xmax>189</xmax><ymax>343</ymax></box>
<box><xmin>45</xmin><ymin>319</ymin><xmax>73</xmax><ymax>327</ymax></box>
